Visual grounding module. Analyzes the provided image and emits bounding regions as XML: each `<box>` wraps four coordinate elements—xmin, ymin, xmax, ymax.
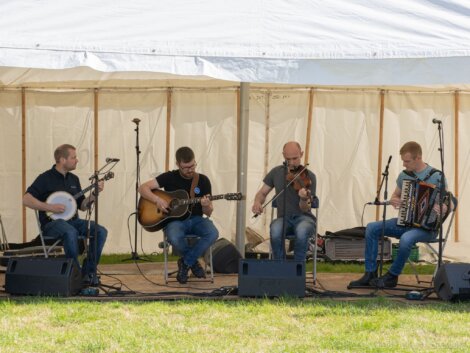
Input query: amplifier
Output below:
<box><xmin>324</xmin><ymin>237</ymin><xmax>391</xmax><ymax>261</ymax></box>
<box><xmin>238</xmin><ymin>259</ymin><xmax>305</xmax><ymax>298</ymax></box>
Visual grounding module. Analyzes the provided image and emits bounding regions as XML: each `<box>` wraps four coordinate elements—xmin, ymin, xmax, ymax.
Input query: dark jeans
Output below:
<box><xmin>164</xmin><ymin>216</ymin><xmax>218</xmax><ymax>267</ymax></box>
<box><xmin>43</xmin><ymin>218</ymin><xmax>108</xmax><ymax>276</ymax></box>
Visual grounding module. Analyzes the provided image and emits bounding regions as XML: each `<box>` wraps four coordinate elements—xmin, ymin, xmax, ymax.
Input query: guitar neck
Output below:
<box><xmin>178</xmin><ymin>194</ymin><xmax>225</xmax><ymax>206</ymax></box>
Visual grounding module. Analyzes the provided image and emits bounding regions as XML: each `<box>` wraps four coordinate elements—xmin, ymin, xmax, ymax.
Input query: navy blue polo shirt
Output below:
<box><xmin>26</xmin><ymin>165</ymin><xmax>85</xmax><ymax>228</ymax></box>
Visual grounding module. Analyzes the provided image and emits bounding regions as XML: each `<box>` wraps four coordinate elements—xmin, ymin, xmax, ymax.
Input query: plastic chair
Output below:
<box><xmin>162</xmin><ymin>233</ymin><xmax>214</xmax><ymax>284</ymax></box>
<box><xmin>408</xmin><ymin>194</ymin><xmax>458</xmax><ymax>285</ymax></box>
<box><xmin>270</xmin><ymin>196</ymin><xmax>320</xmax><ymax>284</ymax></box>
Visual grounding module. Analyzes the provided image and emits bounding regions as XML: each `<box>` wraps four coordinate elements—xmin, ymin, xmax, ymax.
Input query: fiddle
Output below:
<box><xmin>286</xmin><ymin>164</ymin><xmax>312</xmax><ymax>193</ymax></box>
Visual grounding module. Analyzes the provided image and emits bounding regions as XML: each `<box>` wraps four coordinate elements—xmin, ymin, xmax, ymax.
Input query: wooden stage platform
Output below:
<box><xmin>0</xmin><ymin>260</ymin><xmax>440</xmax><ymax>302</ymax></box>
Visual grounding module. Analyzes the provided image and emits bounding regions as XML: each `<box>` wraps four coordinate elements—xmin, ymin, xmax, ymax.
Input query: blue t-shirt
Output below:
<box><xmin>396</xmin><ymin>164</ymin><xmax>445</xmax><ymax>190</ymax></box>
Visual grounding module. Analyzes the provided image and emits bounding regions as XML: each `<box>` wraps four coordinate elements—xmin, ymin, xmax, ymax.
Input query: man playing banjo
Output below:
<box><xmin>23</xmin><ymin>144</ymin><xmax>108</xmax><ymax>285</ymax></box>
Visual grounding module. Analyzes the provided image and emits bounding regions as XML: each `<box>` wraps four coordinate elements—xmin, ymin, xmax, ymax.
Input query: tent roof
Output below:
<box><xmin>2</xmin><ymin>0</ymin><xmax>470</xmax><ymax>86</ymax></box>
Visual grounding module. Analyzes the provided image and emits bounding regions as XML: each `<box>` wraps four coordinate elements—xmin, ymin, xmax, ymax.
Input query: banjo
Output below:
<box><xmin>46</xmin><ymin>172</ymin><xmax>114</xmax><ymax>221</ymax></box>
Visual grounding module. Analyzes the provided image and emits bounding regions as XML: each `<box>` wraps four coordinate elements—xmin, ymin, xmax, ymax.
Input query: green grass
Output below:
<box><xmin>1</xmin><ymin>298</ymin><xmax>469</xmax><ymax>353</ymax></box>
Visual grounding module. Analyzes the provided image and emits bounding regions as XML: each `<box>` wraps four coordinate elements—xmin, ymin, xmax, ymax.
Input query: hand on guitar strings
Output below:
<box><xmin>155</xmin><ymin>195</ymin><xmax>170</xmax><ymax>214</ymax></box>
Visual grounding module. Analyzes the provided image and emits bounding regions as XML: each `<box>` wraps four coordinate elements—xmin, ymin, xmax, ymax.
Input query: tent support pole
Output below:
<box><xmin>21</xmin><ymin>88</ymin><xmax>26</xmax><ymax>242</ymax></box>
<box><xmin>375</xmin><ymin>90</ymin><xmax>385</xmax><ymax>221</ymax></box>
<box><xmin>94</xmin><ymin>89</ymin><xmax>99</xmax><ymax>170</ymax></box>
<box><xmin>454</xmin><ymin>90</ymin><xmax>459</xmax><ymax>242</ymax></box>
<box><xmin>235</xmin><ymin>82</ymin><xmax>249</xmax><ymax>256</ymax></box>
<box><xmin>304</xmin><ymin>88</ymin><xmax>314</xmax><ymax>164</ymax></box>
<box><xmin>165</xmin><ymin>88</ymin><xmax>172</xmax><ymax>171</ymax></box>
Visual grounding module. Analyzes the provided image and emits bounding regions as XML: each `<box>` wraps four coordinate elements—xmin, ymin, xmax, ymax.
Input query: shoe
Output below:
<box><xmin>370</xmin><ymin>271</ymin><xmax>398</xmax><ymax>288</ymax></box>
<box><xmin>190</xmin><ymin>260</ymin><xmax>206</xmax><ymax>279</ymax></box>
<box><xmin>82</xmin><ymin>274</ymin><xmax>101</xmax><ymax>287</ymax></box>
<box><xmin>348</xmin><ymin>271</ymin><xmax>378</xmax><ymax>288</ymax></box>
<box><xmin>176</xmin><ymin>258</ymin><xmax>189</xmax><ymax>284</ymax></box>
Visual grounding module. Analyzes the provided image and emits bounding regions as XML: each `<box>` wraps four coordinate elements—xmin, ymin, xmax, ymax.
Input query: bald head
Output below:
<box><xmin>282</xmin><ymin>141</ymin><xmax>303</xmax><ymax>169</ymax></box>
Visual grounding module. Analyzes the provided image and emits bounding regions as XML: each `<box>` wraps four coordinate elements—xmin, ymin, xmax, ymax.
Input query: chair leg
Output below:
<box><xmin>163</xmin><ymin>237</ymin><xmax>169</xmax><ymax>284</ymax></box>
<box><xmin>312</xmin><ymin>232</ymin><xmax>318</xmax><ymax>286</ymax></box>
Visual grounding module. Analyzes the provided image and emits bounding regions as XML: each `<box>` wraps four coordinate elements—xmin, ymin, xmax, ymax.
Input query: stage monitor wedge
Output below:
<box><xmin>238</xmin><ymin>259</ymin><xmax>305</xmax><ymax>298</ymax></box>
<box><xmin>5</xmin><ymin>257</ymin><xmax>82</xmax><ymax>297</ymax></box>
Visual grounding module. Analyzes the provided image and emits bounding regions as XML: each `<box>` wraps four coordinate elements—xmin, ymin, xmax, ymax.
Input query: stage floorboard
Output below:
<box><xmin>0</xmin><ymin>261</ymin><xmax>440</xmax><ymax>302</ymax></box>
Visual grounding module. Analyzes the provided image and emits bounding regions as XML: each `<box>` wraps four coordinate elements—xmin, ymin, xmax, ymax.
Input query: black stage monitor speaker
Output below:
<box><xmin>434</xmin><ymin>263</ymin><xmax>470</xmax><ymax>301</ymax></box>
<box><xmin>238</xmin><ymin>259</ymin><xmax>305</xmax><ymax>298</ymax></box>
<box><xmin>5</xmin><ymin>257</ymin><xmax>82</xmax><ymax>296</ymax></box>
<box><xmin>205</xmin><ymin>238</ymin><xmax>242</xmax><ymax>273</ymax></box>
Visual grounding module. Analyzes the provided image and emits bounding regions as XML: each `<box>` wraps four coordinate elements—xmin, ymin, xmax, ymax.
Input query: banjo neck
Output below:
<box><xmin>72</xmin><ymin>172</ymin><xmax>114</xmax><ymax>200</ymax></box>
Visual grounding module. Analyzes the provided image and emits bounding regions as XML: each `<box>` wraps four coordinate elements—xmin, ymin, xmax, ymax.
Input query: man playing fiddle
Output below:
<box><xmin>252</xmin><ymin>141</ymin><xmax>317</xmax><ymax>261</ymax></box>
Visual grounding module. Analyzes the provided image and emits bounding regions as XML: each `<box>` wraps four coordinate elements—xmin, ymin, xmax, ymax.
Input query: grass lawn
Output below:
<box><xmin>1</xmin><ymin>298</ymin><xmax>470</xmax><ymax>353</ymax></box>
<box><xmin>1</xmin><ymin>255</ymin><xmax>456</xmax><ymax>352</ymax></box>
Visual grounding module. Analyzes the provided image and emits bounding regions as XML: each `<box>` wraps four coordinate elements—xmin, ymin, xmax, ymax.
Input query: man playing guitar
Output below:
<box><xmin>138</xmin><ymin>146</ymin><xmax>219</xmax><ymax>284</ymax></box>
<box><xmin>23</xmin><ymin>144</ymin><xmax>108</xmax><ymax>286</ymax></box>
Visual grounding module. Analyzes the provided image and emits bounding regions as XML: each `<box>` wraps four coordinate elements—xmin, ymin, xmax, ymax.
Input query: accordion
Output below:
<box><xmin>397</xmin><ymin>179</ymin><xmax>450</xmax><ymax>230</ymax></box>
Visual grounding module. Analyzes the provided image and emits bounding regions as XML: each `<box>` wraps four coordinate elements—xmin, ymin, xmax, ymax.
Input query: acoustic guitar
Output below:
<box><xmin>46</xmin><ymin>172</ymin><xmax>114</xmax><ymax>221</ymax></box>
<box><xmin>138</xmin><ymin>189</ymin><xmax>242</xmax><ymax>232</ymax></box>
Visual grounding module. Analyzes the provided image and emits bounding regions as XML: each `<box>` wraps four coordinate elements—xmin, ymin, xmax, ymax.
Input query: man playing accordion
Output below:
<box><xmin>349</xmin><ymin>141</ymin><xmax>450</xmax><ymax>288</ymax></box>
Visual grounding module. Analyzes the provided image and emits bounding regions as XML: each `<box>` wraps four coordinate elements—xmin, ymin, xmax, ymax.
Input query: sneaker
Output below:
<box><xmin>348</xmin><ymin>271</ymin><xmax>378</xmax><ymax>288</ymax></box>
<box><xmin>370</xmin><ymin>271</ymin><xmax>398</xmax><ymax>288</ymax></box>
<box><xmin>176</xmin><ymin>258</ymin><xmax>189</xmax><ymax>284</ymax></box>
<box><xmin>190</xmin><ymin>260</ymin><xmax>206</xmax><ymax>279</ymax></box>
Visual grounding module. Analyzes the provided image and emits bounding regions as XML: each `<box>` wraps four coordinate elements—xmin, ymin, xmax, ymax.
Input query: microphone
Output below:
<box><xmin>432</xmin><ymin>118</ymin><xmax>442</xmax><ymax>124</ymax></box>
<box><xmin>132</xmin><ymin>118</ymin><xmax>141</xmax><ymax>124</ymax></box>
<box><xmin>383</xmin><ymin>155</ymin><xmax>392</xmax><ymax>174</ymax></box>
<box><xmin>106</xmin><ymin>157</ymin><xmax>120</xmax><ymax>163</ymax></box>
<box><xmin>367</xmin><ymin>201</ymin><xmax>390</xmax><ymax>206</ymax></box>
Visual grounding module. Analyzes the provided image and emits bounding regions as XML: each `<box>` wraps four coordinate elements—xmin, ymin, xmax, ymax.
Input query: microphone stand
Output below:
<box><xmin>435</xmin><ymin>120</ymin><xmax>446</xmax><ymax>269</ymax></box>
<box><xmin>281</xmin><ymin>161</ymin><xmax>288</xmax><ymax>260</ymax></box>
<box><xmin>123</xmin><ymin>118</ymin><xmax>150</xmax><ymax>262</ymax></box>
<box><xmin>376</xmin><ymin>155</ymin><xmax>392</xmax><ymax>277</ymax></box>
<box><xmin>87</xmin><ymin>162</ymin><xmax>119</xmax><ymax>294</ymax></box>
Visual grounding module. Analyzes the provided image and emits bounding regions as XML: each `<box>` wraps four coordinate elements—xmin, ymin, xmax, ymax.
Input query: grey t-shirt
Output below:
<box><xmin>264</xmin><ymin>165</ymin><xmax>316</xmax><ymax>218</ymax></box>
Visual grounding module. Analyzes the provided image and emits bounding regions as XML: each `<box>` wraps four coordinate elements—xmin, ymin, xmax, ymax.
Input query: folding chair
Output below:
<box><xmin>35</xmin><ymin>210</ymin><xmax>63</xmax><ymax>258</ymax></box>
<box><xmin>162</xmin><ymin>233</ymin><xmax>214</xmax><ymax>284</ymax></box>
<box><xmin>270</xmin><ymin>196</ymin><xmax>320</xmax><ymax>285</ymax></box>
<box><xmin>408</xmin><ymin>194</ymin><xmax>458</xmax><ymax>285</ymax></box>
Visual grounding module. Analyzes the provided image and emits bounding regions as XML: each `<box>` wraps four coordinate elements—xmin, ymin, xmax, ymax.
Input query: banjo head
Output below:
<box><xmin>46</xmin><ymin>191</ymin><xmax>77</xmax><ymax>221</ymax></box>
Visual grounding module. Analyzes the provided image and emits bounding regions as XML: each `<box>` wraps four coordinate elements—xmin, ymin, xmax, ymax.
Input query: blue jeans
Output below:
<box><xmin>43</xmin><ymin>218</ymin><xmax>108</xmax><ymax>276</ymax></box>
<box><xmin>164</xmin><ymin>216</ymin><xmax>219</xmax><ymax>267</ymax></box>
<box><xmin>270</xmin><ymin>214</ymin><xmax>316</xmax><ymax>261</ymax></box>
<box><xmin>365</xmin><ymin>218</ymin><xmax>436</xmax><ymax>275</ymax></box>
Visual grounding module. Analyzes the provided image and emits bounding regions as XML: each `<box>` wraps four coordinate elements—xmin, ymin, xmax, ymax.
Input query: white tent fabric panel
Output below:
<box><xmin>452</xmin><ymin>94</ymin><xmax>470</xmax><ymax>261</ymax></box>
<box><xmin>2</xmin><ymin>1</ymin><xmax>470</xmax><ymax>85</ymax></box>
<box><xmin>1</xmin><ymin>88</ymin><xmax>469</xmax><ymax>261</ymax></box>
<box><xmin>166</xmin><ymin>91</ymin><xmax>239</xmax><ymax>243</ymax></box>
<box><xmin>310</xmin><ymin>91</ymin><xmax>382</xmax><ymax>232</ymax></box>
<box><xmin>0</xmin><ymin>91</ymin><xmax>22</xmax><ymax>241</ymax></box>
<box><xmin>97</xmin><ymin>91</ymin><xmax>168</xmax><ymax>253</ymax></box>
<box><xmin>23</xmin><ymin>91</ymin><xmax>95</xmax><ymax>243</ymax></box>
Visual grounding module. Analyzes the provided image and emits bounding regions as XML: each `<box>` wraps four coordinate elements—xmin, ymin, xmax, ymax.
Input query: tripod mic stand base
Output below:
<box><xmin>121</xmin><ymin>252</ymin><xmax>152</xmax><ymax>262</ymax></box>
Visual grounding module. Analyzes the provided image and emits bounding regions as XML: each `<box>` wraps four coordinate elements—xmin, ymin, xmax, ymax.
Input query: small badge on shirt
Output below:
<box><xmin>194</xmin><ymin>186</ymin><xmax>201</xmax><ymax>195</ymax></box>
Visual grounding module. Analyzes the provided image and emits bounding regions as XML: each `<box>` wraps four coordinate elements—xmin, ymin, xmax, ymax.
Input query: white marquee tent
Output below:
<box><xmin>1</xmin><ymin>0</ymin><xmax>470</xmax><ymax>261</ymax></box>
